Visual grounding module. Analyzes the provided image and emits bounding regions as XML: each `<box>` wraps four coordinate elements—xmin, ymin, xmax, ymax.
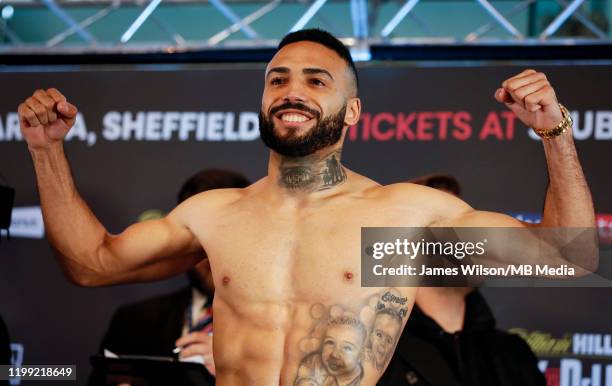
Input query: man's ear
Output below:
<box><xmin>344</xmin><ymin>98</ymin><xmax>361</xmax><ymax>126</ymax></box>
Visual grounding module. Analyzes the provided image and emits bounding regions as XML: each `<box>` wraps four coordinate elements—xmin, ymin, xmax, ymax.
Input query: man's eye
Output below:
<box><xmin>343</xmin><ymin>345</ymin><xmax>353</xmax><ymax>352</ymax></box>
<box><xmin>310</xmin><ymin>78</ymin><xmax>325</xmax><ymax>86</ymax></box>
<box><xmin>270</xmin><ymin>78</ymin><xmax>285</xmax><ymax>85</ymax></box>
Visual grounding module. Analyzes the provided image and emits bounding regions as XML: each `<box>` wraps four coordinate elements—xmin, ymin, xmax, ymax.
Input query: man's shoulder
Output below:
<box><xmin>182</xmin><ymin>186</ymin><xmax>249</xmax><ymax>208</ymax></box>
<box><xmin>366</xmin><ymin>182</ymin><xmax>472</xmax><ymax>219</ymax></box>
<box><xmin>373</xmin><ymin>181</ymin><xmax>449</xmax><ymax>198</ymax></box>
<box><xmin>170</xmin><ymin>181</ymin><xmax>257</xmax><ymax>222</ymax></box>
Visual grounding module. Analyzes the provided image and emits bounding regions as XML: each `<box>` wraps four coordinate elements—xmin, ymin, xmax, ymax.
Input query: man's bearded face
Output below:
<box><xmin>259</xmin><ymin>101</ymin><xmax>347</xmax><ymax>157</ymax></box>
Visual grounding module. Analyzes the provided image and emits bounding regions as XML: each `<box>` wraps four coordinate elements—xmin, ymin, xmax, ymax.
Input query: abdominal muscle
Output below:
<box><xmin>212</xmin><ymin>298</ymin><xmax>308</xmax><ymax>386</ymax></box>
<box><xmin>210</xmin><ymin>288</ymin><xmax>416</xmax><ymax>386</ymax></box>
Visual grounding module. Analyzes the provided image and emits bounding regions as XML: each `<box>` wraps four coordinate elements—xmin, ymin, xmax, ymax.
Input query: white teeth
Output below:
<box><xmin>281</xmin><ymin>113</ymin><xmax>309</xmax><ymax>123</ymax></box>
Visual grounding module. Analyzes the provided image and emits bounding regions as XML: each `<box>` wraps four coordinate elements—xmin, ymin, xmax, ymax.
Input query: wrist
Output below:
<box><xmin>28</xmin><ymin>141</ymin><xmax>64</xmax><ymax>157</ymax></box>
<box><xmin>28</xmin><ymin>142</ymin><xmax>70</xmax><ymax>174</ymax></box>
<box><xmin>534</xmin><ymin>104</ymin><xmax>572</xmax><ymax>139</ymax></box>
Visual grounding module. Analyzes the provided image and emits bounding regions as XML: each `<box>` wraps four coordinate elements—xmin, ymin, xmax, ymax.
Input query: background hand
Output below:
<box><xmin>176</xmin><ymin>331</ymin><xmax>216</xmax><ymax>376</ymax></box>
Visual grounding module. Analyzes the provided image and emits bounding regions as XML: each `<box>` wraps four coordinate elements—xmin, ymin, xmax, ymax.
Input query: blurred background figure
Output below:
<box><xmin>1</xmin><ymin>315</ymin><xmax>9</xmax><ymax>386</ymax></box>
<box><xmin>89</xmin><ymin>169</ymin><xmax>250</xmax><ymax>386</ymax></box>
<box><xmin>378</xmin><ymin>174</ymin><xmax>544</xmax><ymax>386</ymax></box>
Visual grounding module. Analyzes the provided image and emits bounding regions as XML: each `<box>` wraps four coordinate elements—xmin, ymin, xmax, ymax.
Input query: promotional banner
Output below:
<box><xmin>0</xmin><ymin>62</ymin><xmax>610</xmax><ymax>385</ymax></box>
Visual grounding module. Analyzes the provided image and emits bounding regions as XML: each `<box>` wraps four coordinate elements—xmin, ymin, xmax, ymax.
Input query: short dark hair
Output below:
<box><xmin>178</xmin><ymin>169</ymin><xmax>250</xmax><ymax>203</ymax></box>
<box><xmin>278</xmin><ymin>28</ymin><xmax>359</xmax><ymax>96</ymax></box>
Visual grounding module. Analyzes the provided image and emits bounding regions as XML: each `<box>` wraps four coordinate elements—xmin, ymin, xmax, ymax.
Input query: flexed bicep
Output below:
<box><xmin>89</xmin><ymin>214</ymin><xmax>203</xmax><ymax>286</ymax></box>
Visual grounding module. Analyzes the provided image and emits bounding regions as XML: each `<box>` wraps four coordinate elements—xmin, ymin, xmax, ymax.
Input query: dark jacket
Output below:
<box><xmin>88</xmin><ymin>287</ymin><xmax>215</xmax><ymax>386</ymax></box>
<box><xmin>378</xmin><ymin>291</ymin><xmax>545</xmax><ymax>386</ymax></box>
<box><xmin>1</xmin><ymin>315</ymin><xmax>10</xmax><ymax>386</ymax></box>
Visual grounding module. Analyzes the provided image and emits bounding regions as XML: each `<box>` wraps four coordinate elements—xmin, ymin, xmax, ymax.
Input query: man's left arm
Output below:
<box><xmin>497</xmin><ymin>69</ymin><xmax>594</xmax><ymax>228</ymax></box>
<box><xmin>438</xmin><ymin>69</ymin><xmax>598</xmax><ymax>273</ymax></box>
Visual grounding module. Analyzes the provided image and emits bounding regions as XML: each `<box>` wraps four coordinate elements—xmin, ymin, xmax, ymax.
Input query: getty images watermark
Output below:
<box><xmin>361</xmin><ymin>227</ymin><xmax>607</xmax><ymax>287</ymax></box>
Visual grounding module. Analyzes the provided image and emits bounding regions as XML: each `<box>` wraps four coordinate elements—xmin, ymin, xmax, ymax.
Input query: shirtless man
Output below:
<box><xmin>17</xmin><ymin>29</ymin><xmax>596</xmax><ymax>386</ymax></box>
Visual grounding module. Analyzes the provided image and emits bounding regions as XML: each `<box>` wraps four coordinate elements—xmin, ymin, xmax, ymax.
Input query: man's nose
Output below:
<box><xmin>282</xmin><ymin>83</ymin><xmax>307</xmax><ymax>103</ymax></box>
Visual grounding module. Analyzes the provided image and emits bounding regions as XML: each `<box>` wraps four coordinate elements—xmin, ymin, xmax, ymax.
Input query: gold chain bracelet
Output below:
<box><xmin>533</xmin><ymin>104</ymin><xmax>572</xmax><ymax>139</ymax></box>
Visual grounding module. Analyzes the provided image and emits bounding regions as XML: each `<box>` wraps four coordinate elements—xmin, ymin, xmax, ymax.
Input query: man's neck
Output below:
<box><xmin>267</xmin><ymin>147</ymin><xmax>347</xmax><ymax>195</ymax></box>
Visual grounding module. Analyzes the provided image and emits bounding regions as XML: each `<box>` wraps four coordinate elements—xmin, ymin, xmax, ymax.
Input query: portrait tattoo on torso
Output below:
<box><xmin>294</xmin><ymin>288</ymin><xmax>409</xmax><ymax>386</ymax></box>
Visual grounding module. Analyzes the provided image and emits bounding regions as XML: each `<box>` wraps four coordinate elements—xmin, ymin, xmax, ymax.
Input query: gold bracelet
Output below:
<box><xmin>533</xmin><ymin>104</ymin><xmax>572</xmax><ymax>139</ymax></box>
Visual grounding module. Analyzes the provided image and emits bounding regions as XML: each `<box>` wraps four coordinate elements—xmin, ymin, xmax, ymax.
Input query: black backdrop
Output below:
<box><xmin>1</xmin><ymin>62</ymin><xmax>611</xmax><ymax>386</ymax></box>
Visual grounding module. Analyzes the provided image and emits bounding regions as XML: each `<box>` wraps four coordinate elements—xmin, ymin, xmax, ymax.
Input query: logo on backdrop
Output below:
<box><xmin>1</xmin><ymin>110</ymin><xmax>610</xmax><ymax>146</ymax></box>
<box><xmin>9</xmin><ymin>207</ymin><xmax>44</xmax><ymax>239</ymax></box>
<box><xmin>510</xmin><ymin>329</ymin><xmax>612</xmax><ymax>386</ymax></box>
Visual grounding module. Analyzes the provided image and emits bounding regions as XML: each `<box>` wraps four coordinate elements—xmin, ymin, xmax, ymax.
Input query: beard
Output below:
<box><xmin>259</xmin><ymin>102</ymin><xmax>347</xmax><ymax>157</ymax></box>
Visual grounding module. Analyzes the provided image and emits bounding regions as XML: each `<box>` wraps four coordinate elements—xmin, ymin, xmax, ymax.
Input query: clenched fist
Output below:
<box><xmin>18</xmin><ymin>88</ymin><xmax>78</xmax><ymax>150</ymax></box>
<box><xmin>495</xmin><ymin>69</ymin><xmax>564</xmax><ymax>133</ymax></box>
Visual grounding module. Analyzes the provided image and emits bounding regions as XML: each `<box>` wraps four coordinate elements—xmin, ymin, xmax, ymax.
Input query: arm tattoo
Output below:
<box><xmin>279</xmin><ymin>150</ymin><xmax>347</xmax><ymax>192</ymax></box>
<box><xmin>294</xmin><ymin>289</ymin><xmax>409</xmax><ymax>385</ymax></box>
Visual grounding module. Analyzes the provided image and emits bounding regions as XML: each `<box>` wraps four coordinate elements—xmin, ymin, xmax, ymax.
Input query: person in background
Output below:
<box><xmin>1</xmin><ymin>315</ymin><xmax>10</xmax><ymax>386</ymax></box>
<box><xmin>89</xmin><ymin>169</ymin><xmax>250</xmax><ymax>386</ymax></box>
<box><xmin>378</xmin><ymin>174</ymin><xmax>545</xmax><ymax>386</ymax></box>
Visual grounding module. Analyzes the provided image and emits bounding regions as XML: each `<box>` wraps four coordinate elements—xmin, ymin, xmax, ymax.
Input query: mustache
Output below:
<box><xmin>269</xmin><ymin>102</ymin><xmax>320</xmax><ymax>119</ymax></box>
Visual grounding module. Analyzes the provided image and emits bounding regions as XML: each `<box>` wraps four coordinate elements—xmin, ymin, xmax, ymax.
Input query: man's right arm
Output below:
<box><xmin>19</xmin><ymin>88</ymin><xmax>202</xmax><ymax>287</ymax></box>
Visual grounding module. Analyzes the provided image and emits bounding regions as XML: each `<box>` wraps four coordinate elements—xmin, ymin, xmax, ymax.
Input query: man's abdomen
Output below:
<box><xmin>211</xmin><ymin>288</ymin><xmax>416</xmax><ymax>386</ymax></box>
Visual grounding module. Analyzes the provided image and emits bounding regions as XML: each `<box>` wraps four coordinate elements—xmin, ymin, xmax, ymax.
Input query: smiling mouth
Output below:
<box><xmin>280</xmin><ymin>113</ymin><xmax>311</xmax><ymax>123</ymax></box>
<box><xmin>273</xmin><ymin>109</ymin><xmax>316</xmax><ymax>125</ymax></box>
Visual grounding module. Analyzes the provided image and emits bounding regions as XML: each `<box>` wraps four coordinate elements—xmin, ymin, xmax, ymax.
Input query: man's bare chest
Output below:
<box><xmin>192</xmin><ymin>201</ymin><xmax>430</xmax><ymax>303</ymax></box>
